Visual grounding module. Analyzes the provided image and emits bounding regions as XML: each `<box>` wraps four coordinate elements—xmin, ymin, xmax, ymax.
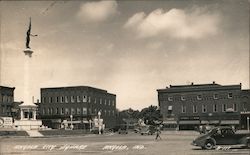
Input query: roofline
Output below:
<box><xmin>40</xmin><ymin>86</ymin><xmax>116</xmax><ymax>96</ymax></box>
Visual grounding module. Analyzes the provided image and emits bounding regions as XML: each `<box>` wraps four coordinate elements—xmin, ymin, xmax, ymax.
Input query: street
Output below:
<box><xmin>0</xmin><ymin>131</ymin><xmax>250</xmax><ymax>155</ymax></box>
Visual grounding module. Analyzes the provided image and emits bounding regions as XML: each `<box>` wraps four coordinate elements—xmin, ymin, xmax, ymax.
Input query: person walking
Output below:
<box><xmin>155</xmin><ymin>127</ymin><xmax>162</xmax><ymax>140</ymax></box>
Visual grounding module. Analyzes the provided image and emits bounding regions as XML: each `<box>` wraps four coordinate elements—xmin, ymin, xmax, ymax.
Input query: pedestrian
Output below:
<box><xmin>155</xmin><ymin>127</ymin><xmax>161</xmax><ymax>140</ymax></box>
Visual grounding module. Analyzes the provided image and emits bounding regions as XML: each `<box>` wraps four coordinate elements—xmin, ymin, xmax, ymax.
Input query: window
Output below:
<box><xmin>71</xmin><ymin>96</ymin><xmax>75</xmax><ymax>103</ymax></box>
<box><xmin>233</xmin><ymin>103</ymin><xmax>237</xmax><ymax>112</ymax></box>
<box><xmin>77</xmin><ymin>108</ymin><xmax>81</xmax><ymax>114</ymax></box>
<box><xmin>181</xmin><ymin>96</ymin><xmax>186</xmax><ymax>101</ymax></box>
<box><xmin>109</xmin><ymin>100</ymin><xmax>111</xmax><ymax>106</ymax></box>
<box><xmin>108</xmin><ymin>110</ymin><xmax>111</xmax><ymax>116</ymax></box>
<box><xmin>202</xmin><ymin>105</ymin><xmax>207</xmax><ymax>113</ymax></box>
<box><xmin>56</xmin><ymin>108</ymin><xmax>59</xmax><ymax>114</ymax></box>
<box><xmin>49</xmin><ymin>97</ymin><xmax>52</xmax><ymax>103</ymax></box>
<box><xmin>94</xmin><ymin>98</ymin><xmax>97</xmax><ymax>104</ymax></box>
<box><xmin>168</xmin><ymin>105</ymin><xmax>173</xmax><ymax>111</ymax></box>
<box><xmin>83</xmin><ymin>95</ymin><xmax>87</xmax><ymax>102</ymax></box>
<box><xmin>222</xmin><ymin>104</ymin><xmax>227</xmax><ymax>112</ymax></box>
<box><xmin>65</xmin><ymin>96</ymin><xmax>68</xmax><ymax>103</ymax></box>
<box><xmin>77</xmin><ymin>96</ymin><xmax>81</xmax><ymax>103</ymax></box>
<box><xmin>104</xmin><ymin>99</ymin><xmax>107</xmax><ymax>105</ymax></box>
<box><xmin>89</xmin><ymin>108</ymin><xmax>92</xmax><ymax>114</ymax></box>
<box><xmin>61</xmin><ymin>108</ymin><xmax>64</xmax><ymax>114</ymax></box>
<box><xmin>60</xmin><ymin>96</ymin><xmax>63</xmax><ymax>103</ymax></box>
<box><xmin>65</xmin><ymin>108</ymin><xmax>69</xmax><ymax>114</ymax></box>
<box><xmin>43</xmin><ymin>108</ymin><xmax>45</xmax><ymax>114</ymax></box>
<box><xmin>47</xmin><ymin>108</ymin><xmax>50</xmax><ymax>115</ymax></box>
<box><xmin>168</xmin><ymin>97</ymin><xmax>173</xmax><ymax>101</ymax></box>
<box><xmin>88</xmin><ymin>96</ymin><xmax>91</xmax><ymax>103</ymax></box>
<box><xmin>181</xmin><ymin>105</ymin><xmax>186</xmax><ymax>113</ymax></box>
<box><xmin>56</xmin><ymin>97</ymin><xmax>59</xmax><ymax>103</ymax></box>
<box><xmin>213</xmin><ymin>104</ymin><xmax>217</xmax><ymax>112</ymax></box>
<box><xmin>113</xmin><ymin>110</ymin><xmax>115</xmax><ymax>116</ymax></box>
<box><xmin>100</xmin><ymin>98</ymin><xmax>102</xmax><ymax>104</ymax></box>
<box><xmin>50</xmin><ymin>108</ymin><xmax>53</xmax><ymax>115</ymax></box>
<box><xmin>82</xmin><ymin>108</ymin><xmax>87</xmax><ymax>115</ymax></box>
<box><xmin>71</xmin><ymin>108</ymin><xmax>75</xmax><ymax>115</ymax></box>
<box><xmin>112</xmin><ymin>100</ymin><xmax>115</xmax><ymax>106</ymax></box>
<box><xmin>228</xmin><ymin>93</ymin><xmax>233</xmax><ymax>99</ymax></box>
<box><xmin>104</xmin><ymin>110</ymin><xmax>107</xmax><ymax>115</ymax></box>
<box><xmin>193</xmin><ymin>105</ymin><xmax>197</xmax><ymax>113</ymax></box>
<box><xmin>197</xmin><ymin>95</ymin><xmax>202</xmax><ymax>100</ymax></box>
<box><xmin>214</xmin><ymin>94</ymin><xmax>218</xmax><ymax>99</ymax></box>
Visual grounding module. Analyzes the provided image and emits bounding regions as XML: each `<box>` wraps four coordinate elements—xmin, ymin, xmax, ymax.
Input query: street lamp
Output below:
<box><xmin>247</xmin><ymin>117</ymin><xmax>249</xmax><ymax>132</ymax></box>
<box><xmin>98</xmin><ymin>111</ymin><xmax>101</xmax><ymax>134</ymax></box>
<box><xmin>70</xmin><ymin>114</ymin><xmax>73</xmax><ymax>130</ymax></box>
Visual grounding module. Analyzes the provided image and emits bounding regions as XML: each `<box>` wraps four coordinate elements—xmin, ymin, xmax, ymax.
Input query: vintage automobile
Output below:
<box><xmin>140</xmin><ymin>125</ymin><xmax>156</xmax><ymax>135</ymax></box>
<box><xmin>192</xmin><ymin>126</ymin><xmax>250</xmax><ymax>150</ymax></box>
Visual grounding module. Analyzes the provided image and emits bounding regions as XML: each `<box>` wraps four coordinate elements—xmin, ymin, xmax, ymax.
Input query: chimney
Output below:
<box><xmin>213</xmin><ymin>81</ymin><xmax>215</xmax><ymax>84</ymax></box>
<box><xmin>191</xmin><ymin>82</ymin><xmax>194</xmax><ymax>85</ymax></box>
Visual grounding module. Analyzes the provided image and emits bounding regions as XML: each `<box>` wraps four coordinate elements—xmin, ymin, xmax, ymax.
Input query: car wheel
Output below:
<box><xmin>204</xmin><ymin>140</ymin><xmax>215</xmax><ymax>150</ymax></box>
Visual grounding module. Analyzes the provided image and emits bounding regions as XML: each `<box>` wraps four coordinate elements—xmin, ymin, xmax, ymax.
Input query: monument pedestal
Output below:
<box><xmin>14</xmin><ymin>104</ymin><xmax>42</xmax><ymax>130</ymax></box>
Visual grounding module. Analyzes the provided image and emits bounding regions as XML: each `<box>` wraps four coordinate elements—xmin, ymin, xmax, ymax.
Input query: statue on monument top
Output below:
<box><xmin>25</xmin><ymin>17</ymin><xmax>37</xmax><ymax>49</ymax></box>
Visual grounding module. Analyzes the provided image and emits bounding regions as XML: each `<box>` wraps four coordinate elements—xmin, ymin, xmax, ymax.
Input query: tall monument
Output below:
<box><xmin>14</xmin><ymin>18</ymin><xmax>42</xmax><ymax>130</ymax></box>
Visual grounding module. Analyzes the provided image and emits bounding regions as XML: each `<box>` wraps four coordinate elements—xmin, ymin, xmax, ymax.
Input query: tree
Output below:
<box><xmin>140</xmin><ymin>105</ymin><xmax>162</xmax><ymax>125</ymax></box>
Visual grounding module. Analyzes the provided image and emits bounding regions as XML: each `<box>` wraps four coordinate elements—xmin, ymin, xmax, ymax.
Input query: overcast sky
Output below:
<box><xmin>0</xmin><ymin>0</ymin><xmax>249</xmax><ymax>110</ymax></box>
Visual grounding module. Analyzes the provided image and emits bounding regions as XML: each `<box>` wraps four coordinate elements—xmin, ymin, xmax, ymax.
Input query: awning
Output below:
<box><xmin>220</xmin><ymin>120</ymin><xmax>239</xmax><ymax>125</ymax></box>
<box><xmin>179</xmin><ymin>120</ymin><xmax>200</xmax><ymax>125</ymax></box>
<box><xmin>201</xmin><ymin>120</ymin><xmax>219</xmax><ymax>124</ymax></box>
<box><xmin>163</xmin><ymin>120</ymin><xmax>177</xmax><ymax>124</ymax></box>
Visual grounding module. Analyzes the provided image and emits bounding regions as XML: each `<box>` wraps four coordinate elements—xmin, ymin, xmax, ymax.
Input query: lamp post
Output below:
<box><xmin>70</xmin><ymin>114</ymin><xmax>73</xmax><ymax>130</ymax></box>
<box><xmin>98</xmin><ymin>111</ymin><xmax>101</xmax><ymax>134</ymax></box>
<box><xmin>247</xmin><ymin>117</ymin><xmax>249</xmax><ymax>132</ymax></box>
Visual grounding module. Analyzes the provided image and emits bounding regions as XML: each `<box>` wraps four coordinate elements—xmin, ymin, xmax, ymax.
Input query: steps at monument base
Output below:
<box><xmin>26</xmin><ymin>130</ymin><xmax>44</xmax><ymax>137</ymax></box>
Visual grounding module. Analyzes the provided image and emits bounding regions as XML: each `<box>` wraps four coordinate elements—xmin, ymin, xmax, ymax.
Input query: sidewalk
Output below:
<box><xmin>161</xmin><ymin>130</ymin><xmax>199</xmax><ymax>136</ymax></box>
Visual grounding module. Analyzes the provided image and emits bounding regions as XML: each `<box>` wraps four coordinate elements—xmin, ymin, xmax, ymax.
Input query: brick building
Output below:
<box><xmin>38</xmin><ymin>86</ymin><xmax>116</xmax><ymax>129</ymax></box>
<box><xmin>0</xmin><ymin>86</ymin><xmax>15</xmax><ymax>117</ymax></box>
<box><xmin>157</xmin><ymin>82</ymin><xmax>248</xmax><ymax>130</ymax></box>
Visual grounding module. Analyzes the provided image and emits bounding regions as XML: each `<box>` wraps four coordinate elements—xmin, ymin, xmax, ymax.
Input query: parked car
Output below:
<box><xmin>192</xmin><ymin>126</ymin><xmax>250</xmax><ymax>150</ymax></box>
<box><xmin>140</xmin><ymin>125</ymin><xmax>156</xmax><ymax>135</ymax></box>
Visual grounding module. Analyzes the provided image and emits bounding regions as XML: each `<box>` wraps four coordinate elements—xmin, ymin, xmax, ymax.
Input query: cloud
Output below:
<box><xmin>124</xmin><ymin>7</ymin><xmax>220</xmax><ymax>39</ymax></box>
<box><xmin>77</xmin><ymin>1</ymin><xmax>118</xmax><ymax>23</ymax></box>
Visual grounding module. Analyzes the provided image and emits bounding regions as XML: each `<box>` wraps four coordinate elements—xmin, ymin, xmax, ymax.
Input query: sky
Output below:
<box><xmin>0</xmin><ymin>0</ymin><xmax>249</xmax><ymax>110</ymax></box>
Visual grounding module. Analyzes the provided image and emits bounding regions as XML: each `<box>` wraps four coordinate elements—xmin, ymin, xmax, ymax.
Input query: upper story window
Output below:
<box><xmin>202</xmin><ymin>105</ymin><xmax>207</xmax><ymax>113</ymax></box>
<box><xmin>77</xmin><ymin>96</ymin><xmax>81</xmax><ymax>103</ymax></box>
<box><xmin>233</xmin><ymin>103</ymin><xmax>237</xmax><ymax>112</ymax></box>
<box><xmin>88</xmin><ymin>96</ymin><xmax>91</xmax><ymax>103</ymax></box>
<box><xmin>213</xmin><ymin>94</ymin><xmax>218</xmax><ymax>99</ymax></box>
<box><xmin>193</xmin><ymin>105</ymin><xmax>197</xmax><ymax>113</ymax></box>
<box><xmin>222</xmin><ymin>104</ymin><xmax>227</xmax><ymax>112</ymax></box>
<box><xmin>168</xmin><ymin>96</ymin><xmax>173</xmax><ymax>101</ymax></box>
<box><xmin>49</xmin><ymin>97</ymin><xmax>52</xmax><ymax>103</ymax></box>
<box><xmin>56</xmin><ymin>97</ymin><xmax>59</xmax><ymax>103</ymax></box>
<box><xmin>228</xmin><ymin>93</ymin><xmax>233</xmax><ymax>99</ymax></box>
<box><xmin>181</xmin><ymin>105</ymin><xmax>186</xmax><ymax>113</ymax></box>
<box><xmin>213</xmin><ymin>104</ymin><xmax>217</xmax><ymax>112</ymax></box>
<box><xmin>71</xmin><ymin>96</ymin><xmax>75</xmax><ymax>103</ymax></box>
<box><xmin>61</xmin><ymin>108</ymin><xmax>64</xmax><ymax>114</ymax></box>
<box><xmin>65</xmin><ymin>96</ymin><xmax>68</xmax><ymax>103</ymax></box>
<box><xmin>197</xmin><ymin>95</ymin><xmax>202</xmax><ymax>100</ymax></box>
<box><xmin>56</xmin><ymin>108</ymin><xmax>59</xmax><ymax>114</ymax></box>
<box><xmin>181</xmin><ymin>96</ymin><xmax>186</xmax><ymax>101</ymax></box>
<box><xmin>100</xmin><ymin>98</ymin><xmax>102</xmax><ymax>104</ymax></box>
<box><xmin>60</xmin><ymin>96</ymin><xmax>64</xmax><ymax>103</ymax></box>
<box><xmin>77</xmin><ymin>108</ymin><xmax>81</xmax><ymax>114</ymax></box>
<box><xmin>94</xmin><ymin>98</ymin><xmax>97</xmax><ymax>104</ymax></box>
<box><xmin>83</xmin><ymin>95</ymin><xmax>87</xmax><ymax>102</ymax></box>
<box><xmin>104</xmin><ymin>99</ymin><xmax>107</xmax><ymax>105</ymax></box>
<box><xmin>82</xmin><ymin>107</ymin><xmax>87</xmax><ymax>115</ymax></box>
<box><xmin>112</xmin><ymin>100</ymin><xmax>115</xmax><ymax>106</ymax></box>
<box><xmin>65</xmin><ymin>108</ymin><xmax>69</xmax><ymax>114</ymax></box>
<box><xmin>109</xmin><ymin>100</ymin><xmax>111</xmax><ymax>106</ymax></box>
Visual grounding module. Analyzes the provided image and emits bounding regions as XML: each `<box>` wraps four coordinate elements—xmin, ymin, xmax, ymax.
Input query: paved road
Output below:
<box><xmin>0</xmin><ymin>131</ymin><xmax>250</xmax><ymax>155</ymax></box>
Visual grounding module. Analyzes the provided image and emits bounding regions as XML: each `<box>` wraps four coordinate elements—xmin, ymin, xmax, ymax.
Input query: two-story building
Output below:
<box><xmin>38</xmin><ymin>86</ymin><xmax>116</xmax><ymax>129</ymax></box>
<box><xmin>157</xmin><ymin>82</ymin><xmax>247</xmax><ymax>130</ymax></box>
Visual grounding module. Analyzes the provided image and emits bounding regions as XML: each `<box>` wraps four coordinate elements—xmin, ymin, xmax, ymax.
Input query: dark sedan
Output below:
<box><xmin>192</xmin><ymin>126</ymin><xmax>250</xmax><ymax>150</ymax></box>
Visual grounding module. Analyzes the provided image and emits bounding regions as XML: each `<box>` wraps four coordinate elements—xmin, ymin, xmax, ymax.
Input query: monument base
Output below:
<box><xmin>14</xmin><ymin>120</ymin><xmax>42</xmax><ymax>130</ymax></box>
